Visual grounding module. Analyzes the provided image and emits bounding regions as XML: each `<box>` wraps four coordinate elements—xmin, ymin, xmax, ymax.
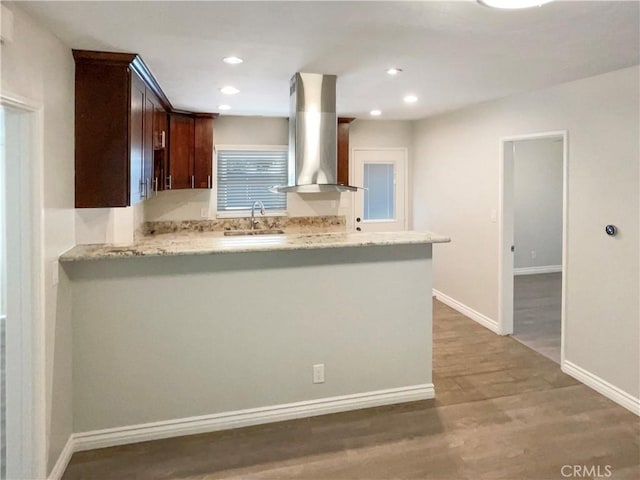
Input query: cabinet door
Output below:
<box><xmin>74</xmin><ymin>61</ymin><xmax>130</xmax><ymax>207</ymax></box>
<box><xmin>130</xmin><ymin>75</ymin><xmax>145</xmax><ymax>204</ymax></box>
<box><xmin>143</xmin><ymin>94</ymin><xmax>155</xmax><ymax>198</ymax></box>
<box><xmin>152</xmin><ymin>102</ymin><xmax>167</xmax><ymax>192</ymax></box>
<box><xmin>168</xmin><ymin>113</ymin><xmax>195</xmax><ymax>190</ymax></box>
<box><xmin>337</xmin><ymin>117</ymin><xmax>355</xmax><ymax>186</ymax></box>
<box><xmin>194</xmin><ymin>117</ymin><xmax>213</xmax><ymax>189</ymax></box>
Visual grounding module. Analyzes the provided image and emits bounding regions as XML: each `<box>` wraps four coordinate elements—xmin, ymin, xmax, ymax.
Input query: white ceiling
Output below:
<box><xmin>18</xmin><ymin>0</ymin><xmax>640</xmax><ymax>120</ymax></box>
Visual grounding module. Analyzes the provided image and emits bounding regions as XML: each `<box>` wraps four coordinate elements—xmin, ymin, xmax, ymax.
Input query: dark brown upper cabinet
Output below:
<box><xmin>168</xmin><ymin>113</ymin><xmax>194</xmax><ymax>190</ymax></box>
<box><xmin>337</xmin><ymin>117</ymin><xmax>356</xmax><ymax>186</ymax></box>
<box><xmin>167</xmin><ymin>113</ymin><xmax>214</xmax><ymax>190</ymax></box>
<box><xmin>73</xmin><ymin>50</ymin><xmax>215</xmax><ymax>207</ymax></box>
<box><xmin>73</xmin><ymin>50</ymin><xmax>171</xmax><ymax>207</ymax></box>
<box><xmin>130</xmin><ymin>73</ymin><xmax>146</xmax><ymax>204</ymax></box>
<box><xmin>194</xmin><ymin>116</ymin><xmax>214</xmax><ymax>189</ymax></box>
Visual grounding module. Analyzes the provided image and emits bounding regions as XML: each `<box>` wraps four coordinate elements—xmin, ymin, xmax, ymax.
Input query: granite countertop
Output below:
<box><xmin>60</xmin><ymin>230</ymin><xmax>451</xmax><ymax>262</ymax></box>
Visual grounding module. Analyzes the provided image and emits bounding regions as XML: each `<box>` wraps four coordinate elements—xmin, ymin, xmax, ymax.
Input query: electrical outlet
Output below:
<box><xmin>200</xmin><ymin>208</ymin><xmax>209</xmax><ymax>218</ymax></box>
<box><xmin>531</xmin><ymin>250</ymin><xmax>537</xmax><ymax>260</ymax></box>
<box><xmin>313</xmin><ymin>364</ymin><xmax>325</xmax><ymax>384</ymax></box>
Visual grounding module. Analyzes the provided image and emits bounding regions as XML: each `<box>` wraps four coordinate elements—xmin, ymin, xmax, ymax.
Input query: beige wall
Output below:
<box><xmin>213</xmin><ymin>115</ymin><xmax>288</xmax><ymax>145</ymax></box>
<box><xmin>350</xmin><ymin>119</ymin><xmax>413</xmax><ymax>149</ymax></box>
<box><xmin>1</xmin><ymin>2</ymin><xmax>75</xmax><ymax>475</ymax></box>
<box><xmin>412</xmin><ymin>66</ymin><xmax>639</xmax><ymax>399</ymax></box>
<box><xmin>75</xmin><ymin>202</ymin><xmax>145</xmax><ymax>245</ymax></box>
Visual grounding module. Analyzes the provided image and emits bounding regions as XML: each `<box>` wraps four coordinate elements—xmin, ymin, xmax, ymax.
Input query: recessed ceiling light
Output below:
<box><xmin>370</xmin><ymin>110</ymin><xmax>382</xmax><ymax>116</ymax></box>
<box><xmin>223</xmin><ymin>56</ymin><xmax>243</xmax><ymax>64</ymax></box>
<box><xmin>478</xmin><ymin>0</ymin><xmax>553</xmax><ymax>9</ymax></box>
<box><xmin>403</xmin><ymin>95</ymin><xmax>418</xmax><ymax>104</ymax></box>
<box><xmin>386</xmin><ymin>68</ymin><xmax>403</xmax><ymax>76</ymax></box>
<box><xmin>220</xmin><ymin>86</ymin><xmax>239</xmax><ymax>95</ymax></box>
<box><xmin>218</xmin><ymin>105</ymin><xmax>231</xmax><ymax>111</ymax></box>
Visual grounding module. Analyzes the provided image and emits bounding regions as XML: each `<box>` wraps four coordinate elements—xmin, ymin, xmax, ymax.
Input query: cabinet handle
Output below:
<box><xmin>208</xmin><ymin>175</ymin><xmax>211</xmax><ymax>189</ymax></box>
<box><xmin>191</xmin><ymin>175</ymin><xmax>195</xmax><ymax>189</ymax></box>
<box><xmin>161</xmin><ymin>131</ymin><xmax>166</xmax><ymax>149</ymax></box>
<box><xmin>167</xmin><ymin>175</ymin><xmax>172</xmax><ymax>190</ymax></box>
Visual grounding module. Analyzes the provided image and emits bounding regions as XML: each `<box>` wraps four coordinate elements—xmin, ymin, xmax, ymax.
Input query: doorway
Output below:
<box><xmin>1</xmin><ymin>103</ymin><xmax>5</xmax><ymax>480</ymax></box>
<box><xmin>499</xmin><ymin>132</ymin><xmax>567</xmax><ymax>364</ymax></box>
<box><xmin>352</xmin><ymin>148</ymin><xmax>407</xmax><ymax>232</ymax></box>
<box><xmin>1</xmin><ymin>94</ymin><xmax>43</xmax><ymax>480</ymax></box>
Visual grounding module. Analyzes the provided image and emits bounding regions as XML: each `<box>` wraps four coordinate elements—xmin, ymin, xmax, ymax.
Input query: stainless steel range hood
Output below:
<box><xmin>270</xmin><ymin>73</ymin><xmax>358</xmax><ymax>193</ymax></box>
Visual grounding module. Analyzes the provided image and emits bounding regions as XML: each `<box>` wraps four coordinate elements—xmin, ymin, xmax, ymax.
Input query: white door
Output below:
<box><xmin>0</xmin><ymin>105</ymin><xmax>6</xmax><ymax>480</ymax></box>
<box><xmin>353</xmin><ymin>148</ymin><xmax>407</xmax><ymax>232</ymax></box>
<box><xmin>1</xmin><ymin>103</ymin><xmax>37</xmax><ymax>480</ymax></box>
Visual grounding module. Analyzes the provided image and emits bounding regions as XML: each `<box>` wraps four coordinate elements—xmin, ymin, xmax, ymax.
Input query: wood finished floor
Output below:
<box><xmin>62</xmin><ymin>300</ymin><xmax>640</xmax><ymax>480</ymax></box>
<box><xmin>513</xmin><ymin>273</ymin><xmax>562</xmax><ymax>364</ymax></box>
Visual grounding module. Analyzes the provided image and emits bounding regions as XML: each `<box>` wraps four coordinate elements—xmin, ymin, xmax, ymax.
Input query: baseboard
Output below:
<box><xmin>47</xmin><ymin>435</ymin><xmax>74</xmax><ymax>480</ymax></box>
<box><xmin>514</xmin><ymin>265</ymin><xmax>562</xmax><ymax>276</ymax></box>
<box><xmin>433</xmin><ymin>289</ymin><xmax>500</xmax><ymax>334</ymax></box>
<box><xmin>73</xmin><ymin>384</ymin><xmax>435</xmax><ymax>452</ymax></box>
<box><xmin>562</xmin><ymin>360</ymin><xmax>640</xmax><ymax>416</ymax></box>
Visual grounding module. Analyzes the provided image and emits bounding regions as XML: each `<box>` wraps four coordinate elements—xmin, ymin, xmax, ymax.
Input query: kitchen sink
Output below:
<box><xmin>223</xmin><ymin>229</ymin><xmax>285</xmax><ymax>236</ymax></box>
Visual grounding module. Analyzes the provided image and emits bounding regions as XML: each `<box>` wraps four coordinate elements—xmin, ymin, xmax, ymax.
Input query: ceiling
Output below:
<box><xmin>18</xmin><ymin>0</ymin><xmax>640</xmax><ymax>120</ymax></box>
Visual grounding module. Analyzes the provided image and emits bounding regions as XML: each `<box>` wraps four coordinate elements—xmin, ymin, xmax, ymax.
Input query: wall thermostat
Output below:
<box><xmin>605</xmin><ymin>225</ymin><xmax>617</xmax><ymax>236</ymax></box>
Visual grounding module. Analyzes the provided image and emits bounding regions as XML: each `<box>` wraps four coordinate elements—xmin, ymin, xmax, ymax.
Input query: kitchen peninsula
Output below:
<box><xmin>60</xmin><ymin>225</ymin><xmax>449</xmax><ymax>450</ymax></box>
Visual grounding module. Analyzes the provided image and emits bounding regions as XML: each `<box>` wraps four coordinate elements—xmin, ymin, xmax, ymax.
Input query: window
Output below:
<box><xmin>216</xmin><ymin>146</ymin><xmax>288</xmax><ymax>214</ymax></box>
<box><xmin>363</xmin><ymin>163</ymin><xmax>395</xmax><ymax>220</ymax></box>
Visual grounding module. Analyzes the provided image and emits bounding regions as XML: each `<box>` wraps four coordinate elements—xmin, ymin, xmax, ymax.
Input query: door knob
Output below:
<box><xmin>356</xmin><ymin>217</ymin><xmax>361</xmax><ymax>222</ymax></box>
<box><xmin>356</xmin><ymin>227</ymin><xmax>361</xmax><ymax>232</ymax></box>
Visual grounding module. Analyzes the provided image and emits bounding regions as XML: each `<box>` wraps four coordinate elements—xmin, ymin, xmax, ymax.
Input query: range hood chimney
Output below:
<box><xmin>270</xmin><ymin>73</ymin><xmax>358</xmax><ymax>193</ymax></box>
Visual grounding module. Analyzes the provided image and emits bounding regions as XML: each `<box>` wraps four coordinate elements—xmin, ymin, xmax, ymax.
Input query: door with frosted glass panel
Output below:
<box><xmin>353</xmin><ymin>148</ymin><xmax>406</xmax><ymax>232</ymax></box>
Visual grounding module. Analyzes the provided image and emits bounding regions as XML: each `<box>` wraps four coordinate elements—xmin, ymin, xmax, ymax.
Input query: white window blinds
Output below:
<box><xmin>216</xmin><ymin>148</ymin><xmax>288</xmax><ymax>211</ymax></box>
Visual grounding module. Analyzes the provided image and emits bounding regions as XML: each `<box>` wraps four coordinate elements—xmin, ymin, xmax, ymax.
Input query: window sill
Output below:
<box><xmin>216</xmin><ymin>210</ymin><xmax>288</xmax><ymax>219</ymax></box>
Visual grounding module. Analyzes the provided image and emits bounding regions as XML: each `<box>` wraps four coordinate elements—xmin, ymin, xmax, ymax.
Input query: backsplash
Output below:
<box><xmin>142</xmin><ymin>215</ymin><xmax>346</xmax><ymax>236</ymax></box>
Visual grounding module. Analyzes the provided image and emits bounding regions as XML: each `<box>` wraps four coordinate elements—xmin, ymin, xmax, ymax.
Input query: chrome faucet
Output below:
<box><xmin>251</xmin><ymin>200</ymin><xmax>266</xmax><ymax>230</ymax></box>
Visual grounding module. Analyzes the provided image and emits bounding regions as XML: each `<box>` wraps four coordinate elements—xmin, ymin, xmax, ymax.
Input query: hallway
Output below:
<box><xmin>513</xmin><ymin>272</ymin><xmax>562</xmax><ymax>363</ymax></box>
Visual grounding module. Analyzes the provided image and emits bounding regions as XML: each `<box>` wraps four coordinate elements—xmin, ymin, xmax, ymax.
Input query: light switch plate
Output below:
<box><xmin>200</xmin><ymin>208</ymin><xmax>209</xmax><ymax>218</ymax></box>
